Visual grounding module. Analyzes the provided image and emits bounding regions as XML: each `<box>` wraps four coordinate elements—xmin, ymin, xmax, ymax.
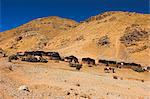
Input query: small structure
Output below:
<box><xmin>147</xmin><ymin>67</ymin><xmax>150</xmax><ymax>70</ymax></box>
<box><xmin>24</xmin><ymin>51</ymin><xmax>45</xmax><ymax>57</ymax></box>
<box><xmin>99</xmin><ymin>59</ymin><xmax>141</xmax><ymax>69</ymax></box>
<box><xmin>45</xmin><ymin>52</ymin><xmax>61</xmax><ymax>60</ymax></box>
<box><xmin>8</xmin><ymin>54</ymin><xmax>18</xmax><ymax>62</ymax></box>
<box><xmin>82</xmin><ymin>58</ymin><xmax>95</xmax><ymax>65</ymax></box>
<box><xmin>99</xmin><ymin>59</ymin><xmax>117</xmax><ymax>66</ymax></box>
<box><xmin>16</xmin><ymin>52</ymin><xmax>25</xmax><ymax>59</ymax></box>
<box><xmin>39</xmin><ymin>57</ymin><xmax>48</xmax><ymax>63</ymax></box>
<box><xmin>21</xmin><ymin>55</ymin><xmax>48</xmax><ymax>63</ymax></box>
<box><xmin>22</xmin><ymin>55</ymin><xmax>39</xmax><ymax>62</ymax></box>
<box><xmin>34</xmin><ymin>51</ymin><xmax>46</xmax><ymax>56</ymax></box>
<box><xmin>147</xmin><ymin>67</ymin><xmax>150</xmax><ymax>72</ymax></box>
<box><xmin>18</xmin><ymin>51</ymin><xmax>61</xmax><ymax>62</ymax></box>
<box><xmin>64</xmin><ymin>55</ymin><xmax>79</xmax><ymax>63</ymax></box>
<box><xmin>24</xmin><ymin>51</ymin><xmax>34</xmax><ymax>56</ymax></box>
<box><xmin>24</xmin><ymin>51</ymin><xmax>61</xmax><ymax>60</ymax></box>
<box><xmin>117</xmin><ymin>62</ymin><xmax>141</xmax><ymax>69</ymax></box>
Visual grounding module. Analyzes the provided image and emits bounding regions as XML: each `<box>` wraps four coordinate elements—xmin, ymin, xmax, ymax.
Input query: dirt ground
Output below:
<box><xmin>0</xmin><ymin>57</ymin><xmax>150</xmax><ymax>99</ymax></box>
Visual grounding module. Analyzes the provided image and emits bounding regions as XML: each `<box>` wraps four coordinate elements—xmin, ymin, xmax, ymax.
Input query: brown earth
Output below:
<box><xmin>0</xmin><ymin>57</ymin><xmax>150</xmax><ymax>99</ymax></box>
<box><xmin>0</xmin><ymin>11</ymin><xmax>150</xmax><ymax>99</ymax></box>
<box><xmin>0</xmin><ymin>11</ymin><xmax>150</xmax><ymax>66</ymax></box>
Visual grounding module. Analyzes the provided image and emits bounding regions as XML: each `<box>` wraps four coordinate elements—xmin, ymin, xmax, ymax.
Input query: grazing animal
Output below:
<box><xmin>104</xmin><ymin>67</ymin><xmax>110</xmax><ymax>73</ymax></box>
<box><xmin>104</xmin><ymin>67</ymin><xmax>115</xmax><ymax>73</ymax></box>
<box><xmin>76</xmin><ymin>64</ymin><xmax>82</xmax><ymax>71</ymax></box>
<box><xmin>112</xmin><ymin>68</ymin><xmax>115</xmax><ymax>73</ymax></box>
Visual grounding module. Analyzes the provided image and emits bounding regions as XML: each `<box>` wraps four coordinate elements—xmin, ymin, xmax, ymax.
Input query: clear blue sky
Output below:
<box><xmin>0</xmin><ymin>0</ymin><xmax>149</xmax><ymax>32</ymax></box>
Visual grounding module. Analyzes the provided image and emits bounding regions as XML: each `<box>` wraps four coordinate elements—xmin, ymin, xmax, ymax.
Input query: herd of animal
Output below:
<box><xmin>6</xmin><ymin>51</ymin><xmax>150</xmax><ymax>72</ymax></box>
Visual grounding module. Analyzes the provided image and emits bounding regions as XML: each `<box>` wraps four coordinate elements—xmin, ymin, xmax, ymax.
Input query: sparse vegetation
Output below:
<box><xmin>85</xmin><ymin>11</ymin><xmax>116</xmax><ymax>22</ymax></box>
<box><xmin>36</xmin><ymin>36</ymin><xmax>49</xmax><ymax>49</ymax></box>
<box><xmin>97</xmin><ymin>35</ymin><xmax>110</xmax><ymax>47</ymax></box>
<box><xmin>109</xmin><ymin>16</ymin><xmax>117</xmax><ymax>21</ymax></box>
<box><xmin>120</xmin><ymin>25</ymin><xmax>149</xmax><ymax>49</ymax></box>
<box><xmin>75</xmin><ymin>35</ymin><xmax>85</xmax><ymax>41</ymax></box>
<box><xmin>0</xmin><ymin>11</ymin><xmax>149</xmax><ymax>99</ymax></box>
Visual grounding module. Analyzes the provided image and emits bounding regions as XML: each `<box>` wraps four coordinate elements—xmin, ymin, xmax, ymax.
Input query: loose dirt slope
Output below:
<box><xmin>0</xmin><ymin>11</ymin><xmax>150</xmax><ymax>66</ymax></box>
<box><xmin>0</xmin><ymin>16</ymin><xmax>78</xmax><ymax>52</ymax></box>
<box><xmin>0</xmin><ymin>58</ymin><xmax>150</xmax><ymax>99</ymax></box>
<box><xmin>45</xmin><ymin>12</ymin><xmax>150</xmax><ymax>66</ymax></box>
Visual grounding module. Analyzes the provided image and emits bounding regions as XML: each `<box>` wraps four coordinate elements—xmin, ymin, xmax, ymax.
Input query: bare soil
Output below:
<box><xmin>0</xmin><ymin>57</ymin><xmax>150</xmax><ymax>99</ymax></box>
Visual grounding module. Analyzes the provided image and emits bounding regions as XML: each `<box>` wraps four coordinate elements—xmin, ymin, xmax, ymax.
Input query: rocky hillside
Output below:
<box><xmin>0</xmin><ymin>11</ymin><xmax>150</xmax><ymax>66</ymax></box>
<box><xmin>0</xmin><ymin>16</ymin><xmax>78</xmax><ymax>52</ymax></box>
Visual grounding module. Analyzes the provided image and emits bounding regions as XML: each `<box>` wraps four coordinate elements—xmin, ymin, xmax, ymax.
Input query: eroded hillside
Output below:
<box><xmin>0</xmin><ymin>16</ymin><xmax>78</xmax><ymax>52</ymax></box>
<box><xmin>0</xmin><ymin>11</ymin><xmax>150</xmax><ymax>66</ymax></box>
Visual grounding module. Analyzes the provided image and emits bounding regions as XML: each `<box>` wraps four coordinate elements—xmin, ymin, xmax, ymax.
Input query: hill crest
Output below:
<box><xmin>0</xmin><ymin>11</ymin><xmax>149</xmax><ymax>66</ymax></box>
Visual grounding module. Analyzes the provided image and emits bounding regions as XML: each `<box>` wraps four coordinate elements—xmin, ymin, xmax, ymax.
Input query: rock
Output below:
<box><xmin>15</xmin><ymin>36</ymin><xmax>22</xmax><ymax>41</ymax></box>
<box><xmin>0</xmin><ymin>48</ymin><xmax>6</xmax><ymax>57</ymax></box>
<box><xmin>18</xmin><ymin>85</ymin><xmax>30</xmax><ymax>92</ymax></box>
<box><xmin>113</xmin><ymin>75</ymin><xmax>118</xmax><ymax>79</ymax></box>
<box><xmin>76</xmin><ymin>83</ymin><xmax>80</xmax><ymax>87</ymax></box>
<box><xmin>66</xmin><ymin>92</ymin><xmax>70</xmax><ymax>95</ymax></box>
<box><xmin>80</xmin><ymin>93</ymin><xmax>91</xmax><ymax>99</ymax></box>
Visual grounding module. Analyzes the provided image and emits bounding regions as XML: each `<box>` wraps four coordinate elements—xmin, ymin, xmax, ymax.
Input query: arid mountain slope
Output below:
<box><xmin>0</xmin><ymin>16</ymin><xmax>78</xmax><ymax>52</ymax></box>
<box><xmin>45</xmin><ymin>12</ymin><xmax>150</xmax><ymax>66</ymax></box>
<box><xmin>0</xmin><ymin>11</ymin><xmax>150</xmax><ymax>66</ymax></box>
